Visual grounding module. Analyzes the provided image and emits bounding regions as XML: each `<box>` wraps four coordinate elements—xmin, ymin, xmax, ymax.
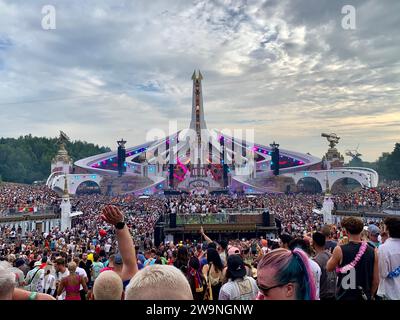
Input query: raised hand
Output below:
<box><xmin>101</xmin><ymin>205</ymin><xmax>124</xmax><ymax>226</ymax></box>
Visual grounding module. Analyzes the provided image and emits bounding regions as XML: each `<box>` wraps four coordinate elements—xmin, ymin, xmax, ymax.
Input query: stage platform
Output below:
<box><xmin>157</xmin><ymin>212</ymin><xmax>278</xmax><ymax>243</ymax></box>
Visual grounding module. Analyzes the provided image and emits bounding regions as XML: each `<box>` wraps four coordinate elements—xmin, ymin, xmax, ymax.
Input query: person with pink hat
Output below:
<box><xmin>228</xmin><ymin>246</ymin><xmax>241</xmax><ymax>256</ymax></box>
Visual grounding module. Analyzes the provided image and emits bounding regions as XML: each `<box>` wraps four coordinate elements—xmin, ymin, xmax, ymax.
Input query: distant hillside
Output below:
<box><xmin>0</xmin><ymin>134</ymin><xmax>110</xmax><ymax>184</ymax></box>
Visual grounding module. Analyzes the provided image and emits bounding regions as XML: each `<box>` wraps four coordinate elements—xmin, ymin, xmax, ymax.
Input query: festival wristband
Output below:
<box><xmin>29</xmin><ymin>292</ymin><xmax>37</xmax><ymax>300</ymax></box>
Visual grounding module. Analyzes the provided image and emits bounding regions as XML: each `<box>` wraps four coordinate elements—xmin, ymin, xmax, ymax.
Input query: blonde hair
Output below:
<box><xmin>0</xmin><ymin>261</ymin><xmax>16</xmax><ymax>300</ymax></box>
<box><xmin>67</xmin><ymin>261</ymin><xmax>77</xmax><ymax>273</ymax></box>
<box><xmin>125</xmin><ymin>265</ymin><xmax>193</xmax><ymax>300</ymax></box>
<box><xmin>93</xmin><ymin>271</ymin><xmax>123</xmax><ymax>300</ymax></box>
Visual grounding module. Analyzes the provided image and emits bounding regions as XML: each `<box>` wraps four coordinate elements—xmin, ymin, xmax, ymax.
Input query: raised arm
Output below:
<box><xmin>101</xmin><ymin>205</ymin><xmax>138</xmax><ymax>281</ymax></box>
<box><xmin>200</xmin><ymin>226</ymin><xmax>213</xmax><ymax>244</ymax></box>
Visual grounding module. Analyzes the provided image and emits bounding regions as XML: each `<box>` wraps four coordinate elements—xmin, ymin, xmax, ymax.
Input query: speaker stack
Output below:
<box><xmin>262</xmin><ymin>210</ymin><xmax>271</xmax><ymax>227</ymax></box>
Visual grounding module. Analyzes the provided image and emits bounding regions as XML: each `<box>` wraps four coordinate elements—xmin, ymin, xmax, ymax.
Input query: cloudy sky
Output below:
<box><xmin>0</xmin><ymin>0</ymin><xmax>399</xmax><ymax>161</ymax></box>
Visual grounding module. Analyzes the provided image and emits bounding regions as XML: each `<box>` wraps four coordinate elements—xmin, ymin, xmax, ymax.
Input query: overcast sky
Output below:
<box><xmin>0</xmin><ymin>0</ymin><xmax>399</xmax><ymax>161</ymax></box>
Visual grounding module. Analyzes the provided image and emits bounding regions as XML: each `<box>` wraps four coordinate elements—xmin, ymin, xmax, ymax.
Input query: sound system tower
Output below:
<box><xmin>275</xmin><ymin>217</ymin><xmax>282</xmax><ymax>235</ymax></box>
<box><xmin>262</xmin><ymin>210</ymin><xmax>271</xmax><ymax>227</ymax></box>
<box><xmin>271</xmin><ymin>148</ymin><xmax>280</xmax><ymax>176</ymax></box>
<box><xmin>154</xmin><ymin>224</ymin><xmax>165</xmax><ymax>247</ymax></box>
<box><xmin>169</xmin><ymin>164</ymin><xmax>174</xmax><ymax>188</ymax></box>
<box><xmin>223</xmin><ymin>164</ymin><xmax>228</xmax><ymax>187</ymax></box>
<box><xmin>169</xmin><ymin>213</ymin><xmax>177</xmax><ymax>228</ymax></box>
<box><xmin>117</xmin><ymin>144</ymin><xmax>126</xmax><ymax>176</ymax></box>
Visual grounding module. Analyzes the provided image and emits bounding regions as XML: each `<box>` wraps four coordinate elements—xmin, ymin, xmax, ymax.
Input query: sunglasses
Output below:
<box><xmin>257</xmin><ymin>282</ymin><xmax>288</xmax><ymax>293</ymax></box>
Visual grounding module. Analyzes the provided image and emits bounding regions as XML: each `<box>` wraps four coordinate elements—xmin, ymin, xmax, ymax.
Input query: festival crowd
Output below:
<box><xmin>0</xmin><ymin>182</ymin><xmax>400</xmax><ymax>300</ymax></box>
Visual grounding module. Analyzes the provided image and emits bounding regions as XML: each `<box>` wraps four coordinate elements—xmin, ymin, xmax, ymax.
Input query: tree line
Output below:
<box><xmin>0</xmin><ymin>135</ymin><xmax>398</xmax><ymax>185</ymax></box>
<box><xmin>0</xmin><ymin>135</ymin><xmax>110</xmax><ymax>184</ymax></box>
<box><xmin>347</xmin><ymin>143</ymin><xmax>400</xmax><ymax>182</ymax></box>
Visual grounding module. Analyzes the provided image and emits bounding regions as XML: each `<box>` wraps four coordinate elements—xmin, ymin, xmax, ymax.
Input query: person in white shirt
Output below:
<box><xmin>54</xmin><ymin>258</ymin><xmax>70</xmax><ymax>300</ymax></box>
<box><xmin>73</xmin><ymin>257</ymin><xmax>88</xmax><ymax>299</ymax></box>
<box><xmin>24</xmin><ymin>261</ymin><xmax>44</xmax><ymax>292</ymax></box>
<box><xmin>219</xmin><ymin>255</ymin><xmax>258</xmax><ymax>300</ymax></box>
<box><xmin>377</xmin><ymin>217</ymin><xmax>400</xmax><ymax>300</ymax></box>
<box><xmin>39</xmin><ymin>265</ymin><xmax>56</xmax><ymax>296</ymax></box>
<box><xmin>104</xmin><ymin>239</ymin><xmax>112</xmax><ymax>254</ymax></box>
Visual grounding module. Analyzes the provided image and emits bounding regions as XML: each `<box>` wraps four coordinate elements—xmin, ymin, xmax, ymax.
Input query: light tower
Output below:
<box><xmin>60</xmin><ymin>174</ymin><xmax>72</xmax><ymax>231</ymax></box>
<box><xmin>117</xmin><ymin>138</ymin><xmax>127</xmax><ymax>177</ymax></box>
<box><xmin>270</xmin><ymin>141</ymin><xmax>280</xmax><ymax>176</ymax></box>
<box><xmin>189</xmin><ymin>70</ymin><xmax>207</xmax><ymax>176</ymax></box>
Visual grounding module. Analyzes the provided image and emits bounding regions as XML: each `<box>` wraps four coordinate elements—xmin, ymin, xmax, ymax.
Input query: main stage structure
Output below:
<box><xmin>47</xmin><ymin>71</ymin><xmax>379</xmax><ymax>195</ymax></box>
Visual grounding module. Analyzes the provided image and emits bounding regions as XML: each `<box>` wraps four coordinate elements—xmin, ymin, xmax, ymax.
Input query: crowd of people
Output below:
<box><xmin>0</xmin><ymin>183</ymin><xmax>59</xmax><ymax>215</ymax></box>
<box><xmin>1</xmin><ymin>182</ymin><xmax>400</xmax><ymax>300</ymax></box>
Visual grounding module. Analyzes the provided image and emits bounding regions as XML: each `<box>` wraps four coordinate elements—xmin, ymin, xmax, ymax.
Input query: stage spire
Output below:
<box><xmin>190</xmin><ymin>70</ymin><xmax>207</xmax><ymax>131</ymax></box>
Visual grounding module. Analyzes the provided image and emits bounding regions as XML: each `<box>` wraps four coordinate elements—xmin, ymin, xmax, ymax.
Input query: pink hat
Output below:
<box><xmin>228</xmin><ymin>246</ymin><xmax>241</xmax><ymax>256</ymax></box>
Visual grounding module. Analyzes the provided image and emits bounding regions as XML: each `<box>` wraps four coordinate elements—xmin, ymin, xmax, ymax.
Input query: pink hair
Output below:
<box><xmin>292</xmin><ymin>248</ymin><xmax>317</xmax><ymax>300</ymax></box>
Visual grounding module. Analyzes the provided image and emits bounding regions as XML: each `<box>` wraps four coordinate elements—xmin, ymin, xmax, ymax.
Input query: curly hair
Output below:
<box><xmin>341</xmin><ymin>216</ymin><xmax>364</xmax><ymax>235</ymax></box>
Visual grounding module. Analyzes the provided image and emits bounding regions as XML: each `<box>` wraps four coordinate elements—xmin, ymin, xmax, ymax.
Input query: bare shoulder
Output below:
<box><xmin>332</xmin><ymin>245</ymin><xmax>343</xmax><ymax>260</ymax></box>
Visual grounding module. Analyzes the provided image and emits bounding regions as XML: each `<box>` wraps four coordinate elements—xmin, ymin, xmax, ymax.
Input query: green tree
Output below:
<box><xmin>0</xmin><ymin>135</ymin><xmax>110</xmax><ymax>184</ymax></box>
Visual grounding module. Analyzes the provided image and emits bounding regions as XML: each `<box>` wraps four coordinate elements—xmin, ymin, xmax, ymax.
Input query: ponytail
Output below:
<box><xmin>292</xmin><ymin>248</ymin><xmax>317</xmax><ymax>300</ymax></box>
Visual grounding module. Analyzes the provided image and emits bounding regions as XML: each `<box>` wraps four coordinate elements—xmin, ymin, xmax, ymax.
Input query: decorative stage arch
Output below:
<box><xmin>331</xmin><ymin>177</ymin><xmax>363</xmax><ymax>193</ymax></box>
<box><xmin>75</xmin><ymin>180</ymin><xmax>101</xmax><ymax>195</ymax></box>
<box><xmin>48</xmin><ymin>174</ymin><xmax>103</xmax><ymax>195</ymax></box>
<box><xmin>296</xmin><ymin>177</ymin><xmax>323</xmax><ymax>193</ymax></box>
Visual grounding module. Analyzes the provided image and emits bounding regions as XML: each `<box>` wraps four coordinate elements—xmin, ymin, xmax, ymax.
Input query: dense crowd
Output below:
<box><xmin>0</xmin><ymin>183</ymin><xmax>59</xmax><ymax>215</ymax></box>
<box><xmin>1</xmin><ymin>182</ymin><xmax>400</xmax><ymax>300</ymax></box>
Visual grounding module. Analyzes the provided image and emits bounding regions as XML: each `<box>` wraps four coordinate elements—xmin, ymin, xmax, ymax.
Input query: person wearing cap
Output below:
<box><xmin>1</xmin><ymin>261</ymin><xmax>55</xmax><ymax>300</ymax></box>
<box><xmin>219</xmin><ymin>255</ymin><xmax>258</xmax><ymax>300</ymax></box>
<box><xmin>24</xmin><ymin>260</ymin><xmax>45</xmax><ymax>292</ymax></box>
<box><xmin>367</xmin><ymin>224</ymin><xmax>381</xmax><ymax>248</ymax></box>
<box><xmin>228</xmin><ymin>246</ymin><xmax>241</xmax><ymax>256</ymax></box>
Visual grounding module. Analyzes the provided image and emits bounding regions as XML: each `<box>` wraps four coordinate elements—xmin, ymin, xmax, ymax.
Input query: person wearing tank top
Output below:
<box><xmin>57</xmin><ymin>262</ymin><xmax>88</xmax><ymax>301</ymax></box>
<box><xmin>327</xmin><ymin>217</ymin><xmax>379</xmax><ymax>300</ymax></box>
<box><xmin>202</xmin><ymin>248</ymin><xmax>224</xmax><ymax>300</ymax></box>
